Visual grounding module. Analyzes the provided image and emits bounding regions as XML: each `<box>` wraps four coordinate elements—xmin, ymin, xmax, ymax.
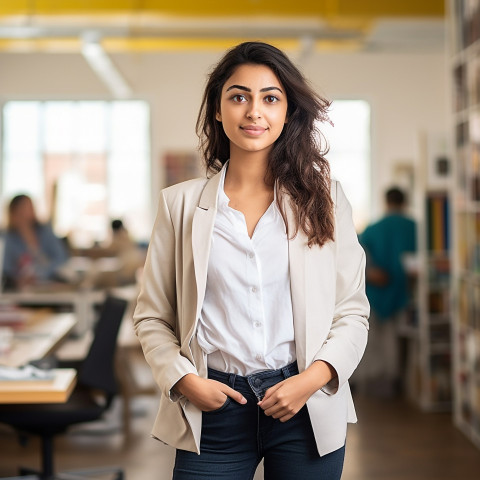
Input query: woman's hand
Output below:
<box><xmin>173</xmin><ymin>374</ymin><xmax>247</xmax><ymax>412</ymax></box>
<box><xmin>258</xmin><ymin>361</ymin><xmax>336</xmax><ymax>422</ymax></box>
<box><xmin>366</xmin><ymin>266</ymin><xmax>389</xmax><ymax>286</ymax></box>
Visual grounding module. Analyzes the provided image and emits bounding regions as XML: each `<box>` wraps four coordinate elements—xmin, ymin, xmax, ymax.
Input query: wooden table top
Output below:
<box><xmin>0</xmin><ymin>310</ymin><xmax>76</xmax><ymax>368</ymax></box>
<box><xmin>1</xmin><ymin>285</ymin><xmax>105</xmax><ymax>304</ymax></box>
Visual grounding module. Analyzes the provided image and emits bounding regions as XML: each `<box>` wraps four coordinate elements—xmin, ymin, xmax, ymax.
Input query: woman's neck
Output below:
<box><xmin>224</xmin><ymin>153</ymin><xmax>275</xmax><ymax>238</ymax></box>
<box><xmin>226</xmin><ymin>153</ymin><xmax>273</xmax><ymax>193</ymax></box>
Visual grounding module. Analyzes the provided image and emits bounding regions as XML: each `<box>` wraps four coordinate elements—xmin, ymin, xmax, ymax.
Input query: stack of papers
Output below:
<box><xmin>0</xmin><ymin>365</ymin><xmax>55</xmax><ymax>382</ymax></box>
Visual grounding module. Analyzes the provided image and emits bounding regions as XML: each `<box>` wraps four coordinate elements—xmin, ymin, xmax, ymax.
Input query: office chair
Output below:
<box><xmin>0</xmin><ymin>295</ymin><xmax>128</xmax><ymax>480</ymax></box>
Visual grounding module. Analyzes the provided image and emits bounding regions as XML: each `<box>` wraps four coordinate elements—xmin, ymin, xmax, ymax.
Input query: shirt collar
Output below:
<box><xmin>218</xmin><ymin>162</ymin><xmax>230</xmax><ymax>210</ymax></box>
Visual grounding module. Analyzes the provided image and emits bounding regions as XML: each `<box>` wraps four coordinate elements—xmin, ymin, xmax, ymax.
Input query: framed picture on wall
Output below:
<box><xmin>163</xmin><ymin>151</ymin><xmax>202</xmax><ymax>187</ymax></box>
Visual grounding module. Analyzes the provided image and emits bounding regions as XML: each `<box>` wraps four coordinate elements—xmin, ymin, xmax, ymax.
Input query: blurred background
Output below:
<box><xmin>0</xmin><ymin>1</ymin><xmax>479</xmax><ymax>479</ymax></box>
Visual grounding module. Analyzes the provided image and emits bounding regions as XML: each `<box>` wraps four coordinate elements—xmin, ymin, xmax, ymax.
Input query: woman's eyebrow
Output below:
<box><xmin>225</xmin><ymin>84</ymin><xmax>283</xmax><ymax>94</ymax></box>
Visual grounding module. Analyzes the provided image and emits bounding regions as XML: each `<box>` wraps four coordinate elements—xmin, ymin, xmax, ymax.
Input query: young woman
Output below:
<box><xmin>133</xmin><ymin>41</ymin><xmax>369</xmax><ymax>479</ymax></box>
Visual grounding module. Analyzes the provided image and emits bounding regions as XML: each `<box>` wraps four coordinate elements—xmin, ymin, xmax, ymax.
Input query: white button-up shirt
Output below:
<box><xmin>196</xmin><ymin>168</ymin><xmax>296</xmax><ymax>375</ymax></box>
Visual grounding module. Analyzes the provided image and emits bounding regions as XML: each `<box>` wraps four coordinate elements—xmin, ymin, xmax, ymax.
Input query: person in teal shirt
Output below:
<box><xmin>357</xmin><ymin>187</ymin><xmax>416</xmax><ymax>396</ymax></box>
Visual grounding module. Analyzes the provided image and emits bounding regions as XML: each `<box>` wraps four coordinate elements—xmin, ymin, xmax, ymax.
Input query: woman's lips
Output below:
<box><xmin>240</xmin><ymin>125</ymin><xmax>267</xmax><ymax>136</ymax></box>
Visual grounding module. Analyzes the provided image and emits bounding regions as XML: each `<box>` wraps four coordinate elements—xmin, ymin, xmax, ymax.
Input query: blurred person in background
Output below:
<box><xmin>93</xmin><ymin>218</ymin><xmax>146</xmax><ymax>286</ymax></box>
<box><xmin>108</xmin><ymin>219</ymin><xmax>146</xmax><ymax>284</ymax></box>
<box><xmin>70</xmin><ymin>218</ymin><xmax>145</xmax><ymax>287</ymax></box>
<box><xmin>2</xmin><ymin>194</ymin><xmax>69</xmax><ymax>289</ymax></box>
<box><xmin>356</xmin><ymin>187</ymin><xmax>416</xmax><ymax>397</ymax></box>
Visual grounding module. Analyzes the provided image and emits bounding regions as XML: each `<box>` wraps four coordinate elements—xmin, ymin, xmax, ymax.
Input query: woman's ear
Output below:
<box><xmin>216</xmin><ymin>112</ymin><xmax>222</xmax><ymax>122</ymax></box>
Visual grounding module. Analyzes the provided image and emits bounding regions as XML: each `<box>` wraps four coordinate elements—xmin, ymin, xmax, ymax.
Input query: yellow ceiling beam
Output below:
<box><xmin>0</xmin><ymin>1</ymin><xmax>444</xmax><ymax>53</ymax></box>
<box><xmin>0</xmin><ymin>38</ymin><xmax>81</xmax><ymax>52</ymax></box>
<box><xmin>103</xmin><ymin>36</ymin><xmax>363</xmax><ymax>52</ymax></box>
<box><xmin>334</xmin><ymin>0</ymin><xmax>445</xmax><ymax>17</ymax></box>
<box><xmin>0</xmin><ymin>0</ymin><xmax>445</xmax><ymax>18</ymax></box>
<box><xmin>0</xmin><ymin>36</ymin><xmax>364</xmax><ymax>53</ymax></box>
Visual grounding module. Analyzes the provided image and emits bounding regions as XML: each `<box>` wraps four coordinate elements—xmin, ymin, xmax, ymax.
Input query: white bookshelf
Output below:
<box><xmin>450</xmin><ymin>0</ymin><xmax>480</xmax><ymax>449</ymax></box>
<box><xmin>413</xmin><ymin>132</ymin><xmax>453</xmax><ymax>411</ymax></box>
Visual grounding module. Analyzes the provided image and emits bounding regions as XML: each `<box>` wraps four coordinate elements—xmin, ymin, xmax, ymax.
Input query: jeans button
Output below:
<box><xmin>254</xmin><ymin>378</ymin><xmax>262</xmax><ymax>387</ymax></box>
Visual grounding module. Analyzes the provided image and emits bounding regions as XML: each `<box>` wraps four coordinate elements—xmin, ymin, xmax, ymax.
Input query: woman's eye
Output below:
<box><xmin>232</xmin><ymin>94</ymin><xmax>246</xmax><ymax>103</ymax></box>
<box><xmin>265</xmin><ymin>95</ymin><xmax>278</xmax><ymax>104</ymax></box>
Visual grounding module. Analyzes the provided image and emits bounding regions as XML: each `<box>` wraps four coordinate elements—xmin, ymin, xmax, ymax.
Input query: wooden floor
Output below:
<box><xmin>0</xmin><ymin>393</ymin><xmax>479</xmax><ymax>479</ymax></box>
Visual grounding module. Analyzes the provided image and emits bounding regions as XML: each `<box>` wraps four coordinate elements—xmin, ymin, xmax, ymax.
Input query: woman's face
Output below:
<box><xmin>216</xmin><ymin>63</ymin><xmax>288</xmax><ymax>159</ymax></box>
<box><xmin>11</xmin><ymin>197</ymin><xmax>36</xmax><ymax>229</ymax></box>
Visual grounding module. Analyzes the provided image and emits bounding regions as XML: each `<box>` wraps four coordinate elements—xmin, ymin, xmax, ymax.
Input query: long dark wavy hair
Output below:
<box><xmin>196</xmin><ymin>41</ymin><xmax>334</xmax><ymax>247</ymax></box>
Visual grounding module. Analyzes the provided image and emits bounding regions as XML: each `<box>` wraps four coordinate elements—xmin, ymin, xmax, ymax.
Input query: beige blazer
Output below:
<box><xmin>133</xmin><ymin>166</ymin><xmax>369</xmax><ymax>456</ymax></box>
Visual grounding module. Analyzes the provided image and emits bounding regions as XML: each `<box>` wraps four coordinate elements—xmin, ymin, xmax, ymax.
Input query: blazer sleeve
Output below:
<box><xmin>313</xmin><ymin>181</ymin><xmax>370</xmax><ymax>395</ymax></box>
<box><xmin>133</xmin><ymin>190</ymin><xmax>198</xmax><ymax>401</ymax></box>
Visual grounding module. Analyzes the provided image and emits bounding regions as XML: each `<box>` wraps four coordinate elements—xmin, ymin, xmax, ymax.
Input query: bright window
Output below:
<box><xmin>321</xmin><ymin>100</ymin><xmax>371</xmax><ymax>232</ymax></box>
<box><xmin>1</xmin><ymin>101</ymin><xmax>151</xmax><ymax>247</ymax></box>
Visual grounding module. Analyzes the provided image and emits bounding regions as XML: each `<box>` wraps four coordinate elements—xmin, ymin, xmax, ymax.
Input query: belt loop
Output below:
<box><xmin>281</xmin><ymin>366</ymin><xmax>291</xmax><ymax>379</ymax></box>
<box><xmin>228</xmin><ymin>373</ymin><xmax>236</xmax><ymax>389</ymax></box>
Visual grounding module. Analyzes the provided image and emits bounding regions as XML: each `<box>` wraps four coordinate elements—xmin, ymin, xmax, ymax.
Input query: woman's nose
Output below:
<box><xmin>246</xmin><ymin>101</ymin><xmax>261</xmax><ymax>121</ymax></box>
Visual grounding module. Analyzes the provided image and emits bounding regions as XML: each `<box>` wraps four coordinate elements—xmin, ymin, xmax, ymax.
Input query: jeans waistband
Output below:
<box><xmin>208</xmin><ymin>361</ymin><xmax>299</xmax><ymax>401</ymax></box>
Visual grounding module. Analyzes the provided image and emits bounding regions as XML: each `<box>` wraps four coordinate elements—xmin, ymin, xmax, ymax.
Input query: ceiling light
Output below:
<box><xmin>81</xmin><ymin>33</ymin><xmax>131</xmax><ymax>99</ymax></box>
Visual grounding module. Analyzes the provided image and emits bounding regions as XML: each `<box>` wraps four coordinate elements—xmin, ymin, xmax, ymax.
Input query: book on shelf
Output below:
<box><xmin>426</xmin><ymin>194</ymin><xmax>450</xmax><ymax>253</ymax></box>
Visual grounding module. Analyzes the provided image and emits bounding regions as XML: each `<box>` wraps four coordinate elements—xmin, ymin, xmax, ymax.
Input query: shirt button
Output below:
<box><xmin>255</xmin><ymin>354</ymin><xmax>262</xmax><ymax>361</ymax></box>
<box><xmin>248</xmin><ymin>252</ymin><xmax>254</xmax><ymax>259</ymax></box>
<box><xmin>251</xmin><ymin>286</ymin><xmax>257</xmax><ymax>293</ymax></box>
<box><xmin>254</xmin><ymin>322</ymin><xmax>262</xmax><ymax>328</ymax></box>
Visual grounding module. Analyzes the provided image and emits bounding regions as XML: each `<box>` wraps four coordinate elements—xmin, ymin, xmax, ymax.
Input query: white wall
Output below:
<box><xmin>302</xmin><ymin>51</ymin><xmax>448</xmax><ymax>218</ymax></box>
<box><xmin>0</xmin><ymin>48</ymin><xmax>447</xmax><ymax>221</ymax></box>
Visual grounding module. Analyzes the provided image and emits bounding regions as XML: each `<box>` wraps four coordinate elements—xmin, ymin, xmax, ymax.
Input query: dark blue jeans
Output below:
<box><xmin>173</xmin><ymin>362</ymin><xmax>345</xmax><ymax>480</ymax></box>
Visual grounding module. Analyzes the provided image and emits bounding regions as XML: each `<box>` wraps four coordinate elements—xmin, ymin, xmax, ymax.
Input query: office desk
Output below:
<box><xmin>1</xmin><ymin>286</ymin><xmax>105</xmax><ymax>335</ymax></box>
<box><xmin>0</xmin><ymin>310</ymin><xmax>76</xmax><ymax>368</ymax></box>
<box><xmin>0</xmin><ymin>368</ymin><xmax>76</xmax><ymax>403</ymax></box>
<box><xmin>0</xmin><ymin>311</ymin><xmax>78</xmax><ymax>405</ymax></box>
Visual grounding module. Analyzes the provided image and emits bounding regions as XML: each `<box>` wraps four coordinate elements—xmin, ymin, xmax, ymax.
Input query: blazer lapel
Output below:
<box><xmin>284</xmin><ymin>193</ymin><xmax>336</xmax><ymax>372</ymax></box>
<box><xmin>283</xmin><ymin>194</ymin><xmax>308</xmax><ymax>370</ymax></box>
<box><xmin>191</xmin><ymin>168</ymin><xmax>224</xmax><ymax>323</ymax></box>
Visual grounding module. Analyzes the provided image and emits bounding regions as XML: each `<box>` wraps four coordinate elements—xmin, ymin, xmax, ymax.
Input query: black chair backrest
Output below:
<box><xmin>77</xmin><ymin>295</ymin><xmax>128</xmax><ymax>397</ymax></box>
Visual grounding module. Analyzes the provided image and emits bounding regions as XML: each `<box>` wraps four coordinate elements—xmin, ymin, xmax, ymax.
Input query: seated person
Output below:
<box><xmin>70</xmin><ymin>219</ymin><xmax>145</xmax><ymax>287</ymax></box>
<box><xmin>2</xmin><ymin>194</ymin><xmax>69</xmax><ymax>288</ymax></box>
